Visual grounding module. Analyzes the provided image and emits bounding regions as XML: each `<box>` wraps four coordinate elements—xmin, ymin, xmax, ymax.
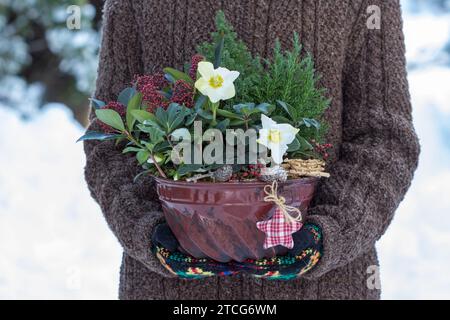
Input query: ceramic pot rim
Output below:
<box><xmin>153</xmin><ymin>175</ymin><xmax>319</xmax><ymax>188</ymax></box>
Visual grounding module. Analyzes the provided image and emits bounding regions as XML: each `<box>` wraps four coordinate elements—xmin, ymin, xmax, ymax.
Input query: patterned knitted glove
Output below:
<box><xmin>151</xmin><ymin>223</ymin><xmax>323</xmax><ymax>280</ymax></box>
<box><xmin>152</xmin><ymin>223</ymin><xmax>179</xmax><ymax>252</ymax></box>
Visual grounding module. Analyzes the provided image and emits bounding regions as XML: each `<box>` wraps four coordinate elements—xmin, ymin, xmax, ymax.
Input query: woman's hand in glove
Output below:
<box><xmin>289</xmin><ymin>223</ymin><xmax>323</xmax><ymax>256</ymax></box>
<box><xmin>151</xmin><ymin>223</ymin><xmax>180</xmax><ymax>252</ymax></box>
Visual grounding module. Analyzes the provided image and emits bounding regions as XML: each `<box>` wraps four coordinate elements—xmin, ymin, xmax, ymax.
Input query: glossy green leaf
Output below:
<box><xmin>194</xmin><ymin>95</ymin><xmax>207</xmax><ymax>109</ymax></box>
<box><xmin>136</xmin><ymin>150</ymin><xmax>150</xmax><ymax>165</ymax></box>
<box><xmin>155</xmin><ymin>107</ymin><xmax>168</xmax><ymax>125</ymax></box>
<box><xmin>177</xmin><ymin>164</ymin><xmax>204</xmax><ymax>176</ymax></box>
<box><xmin>301</xmin><ymin>118</ymin><xmax>321</xmax><ymax>130</ymax></box>
<box><xmin>89</xmin><ymin>98</ymin><xmax>105</xmax><ymax>109</ymax></box>
<box><xmin>123</xmin><ymin>146</ymin><xmax>143</xmax><ymax>154</ymax></box>
<box><xmin>229</xmin><ymin>119</ymin><xmax>246</xmax><ymax>126</ymax></box>
<box><xmin>137</xmin><ymin>124</ymin><xmax>165</xmax><ymax>139</ymax></box>
<box><xmin>76</xmin><ymin>131</ymin><xmax>121</xmax><ymax>143</ymax></box>
<box><xmin>95</xmin><ymin>109</ymin><xmax>125</xmax><ymax>132</ymax></box>
<box><xmin>287</xmin><ymin>137</ymin><xmax>301</xmax><ymax>152</ymax></box>
<box><xmin>185</xmin><ymin>111</ymin><xmax>198</xmax><ymax>126</ymax></box>
<box><xmin>170</xmin><ymin>112</ymin><xmax>189</xmax><ymax>132</ymax></box>
<box><xmin>232</xmin><ymin>103</ymin><xmax>254</xmax><ymax>116</ymax></box>
<box><xmin>215</xmin><ymin>119</ymin><xmax>230</xmax><ymax>132</ymax></box>
<box><xmin>298</xmin><ymin>136</ymin><xmax>314</xmax><ymax>151</ymax></box>
<box><xmin>158</xmin><ymin>90</ymin><xmax>172</xmax><ymax>100</ymax></box>
<box><xmin>133</xmin><ymin>169</ymin><xmax>153</xmax><ymax>183</ymax></box>
<box><xmin>196</xmin><ymin>108</ymin><xmax>213</xmax><ymax>120</ymax></box>
<box><xmin>142</xmin><ymin>119</ymin><xmax>163</xmax><ymax>130</ymax></box>
<box><xmin>276</xmin><ymin>100</ymin><xmax>294</xmax><ymax>120</ymax></box>
<box><xmin>271</xmin><ymin>115</ymin><xmax>292</xmax><ymax>124</ymax></box>
<box><xmin>131</xmin><ymin>110</ymin><xmax>157</xmax><ymax>123</ymax></box>
<box><xmin>163</xmin><ymin>67</ymin><xmax>194</xmax><ymax>85</ymax></box>
<box><xmin>153</xmin><ymin>141</ymin><xmax>172</xmax><ymax>153</ymax></box>
<box><xmin>148</xmin><ymin>127</ymin><xmax>165</xmax><ymax>144</ymax></box>
<box><xmin>137</xmin><ymin>122</ymin><xmax>163</xmax><ymax>134</ymax></box>
<box><xmin>167</xmin><ymin>103</ymin><xmax>183</xmax><ymax>126</ymax></box>
<box><xmin>164</xmin><ymin>73</ymin><xmax>176</xmax><ymax>84</ymax></box>
<box><xmin>216</xmin><ymin>109</ymin><xmax>244</xmax><ymax>120</ymax></box>
<box><xmin>118</xmin><ymin>87</ymin><xmax>137</xmax><ymax>106</ymax></box>
<box><xmin>171</xmin><ymin>128</ymin><xmax>191</xmax><ymax>140</ymax></box>
<box><xmin>166</xmin><ymin>103</ymin><xmax>192</xmax><ymax>132</ymax></box>
<box><xmin>256</xmin><ymin>103</ymin><xmax>274</xmax><ymax>114</ymax></box>
<box><xmin>126</xmin><ymin>92</ymin><xmax>143</xmax><ymax>131</ymax></box>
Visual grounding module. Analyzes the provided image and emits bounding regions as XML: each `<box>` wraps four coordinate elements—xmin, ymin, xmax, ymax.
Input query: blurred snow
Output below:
<box><xmin>0</xmin><ymin>105</ymin><xmax>121</xmax><ymax>299</ymax></box>
<box><xmin>377</xmin><ymin>68</ymin><xmax>450</xmax><ymax>300</ymax></box>
<box><xmin>0</xmin><ymin>76</ymin><xmax>44</xmax><ymax>117</ymax></box>
<box><xmin>376</xmin><ymin>4</ymin><xmax>450</xmax><ymax>299</ymax></box>
<box><xmin>0</xmin><ymin>1</ymin><xmax>98</xmax><ymax>99</ymax></box>
<box><xmin>0</xmin><ymin>2</ymin><xmax>450</xmax><ymax>300</ymax></box>
<box><xmin>47</xmin><ymin>24</ymin><xmax>99</xmax><ymax>93</ymax></box>
<box><xmin>0</xmin><ymin>19</ymin><xmax>31</xmax><ymax>75</ymax></box>
<box><xmin>404</xmin><ymin>14</ymin><xmax>450</xmax><ymax>68</ymax></box>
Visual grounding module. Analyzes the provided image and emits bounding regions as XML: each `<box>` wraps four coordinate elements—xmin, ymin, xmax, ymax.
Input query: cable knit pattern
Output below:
<box><xmin>84</xmin><ymin>0</ymin><xmax>420</xmax><ymax>300</ymax></box>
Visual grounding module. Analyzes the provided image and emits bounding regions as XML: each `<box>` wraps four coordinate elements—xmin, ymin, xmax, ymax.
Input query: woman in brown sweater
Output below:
<box><xmin>84</xmin><ymin>0</ymin><xmax>420</xmax><ymax>299</ymax></box>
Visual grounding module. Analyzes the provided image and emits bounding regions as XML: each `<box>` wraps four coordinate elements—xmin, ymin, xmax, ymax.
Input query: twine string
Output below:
<box><xmin>263</xmin><ymin>181</ymin><xmax>302</xmax><ymax>224</ymax></box>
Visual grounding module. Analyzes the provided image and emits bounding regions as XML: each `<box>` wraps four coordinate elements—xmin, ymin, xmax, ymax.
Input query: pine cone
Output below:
<box><xmin>258</xmin><ymin>165</ymin><xmax>288</xmax><ymax>183</ymax></box>
<box><xmin>186</xmin><ymin>165</ymin><xmax>233</xmax><ymax>183</ymax></box>
<box><xmin>212</xmin><ymin>165</ymin><xmax>233</xmax><ymax>182</ymax></box>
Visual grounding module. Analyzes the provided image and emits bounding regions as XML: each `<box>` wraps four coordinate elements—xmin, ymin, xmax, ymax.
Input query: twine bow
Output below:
<box><xmin>263</xmin><ymin>181</ymin><xmax>302</xmax><ymax>224</ymax></box>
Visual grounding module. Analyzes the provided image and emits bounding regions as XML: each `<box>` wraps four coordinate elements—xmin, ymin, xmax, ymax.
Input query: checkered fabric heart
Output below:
<box><xmin>256</xmin><ymin>208</ymin><xmax>303</xmax><ymax>249</ymax></box>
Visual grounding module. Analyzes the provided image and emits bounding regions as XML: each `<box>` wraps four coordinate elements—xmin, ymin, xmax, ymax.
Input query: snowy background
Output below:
<box><xmin>1</xmin><ymin>1</ymin><xmax>450</xmax><ymax>299</ymax></box>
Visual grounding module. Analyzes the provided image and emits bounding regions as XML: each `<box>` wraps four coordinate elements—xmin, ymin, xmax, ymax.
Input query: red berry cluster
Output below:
<box><xmin>98</xmin><ymin>101</ymin><xmax>126</xmax><ymax>133</ymax></box>
<box><xmin>312</xmin><ymin>140</ymin><xmax>333</xmax><ymax>160</ymax></box>
<box><xmin>134</xmin><ymin>72</ymin><xmax>196</xmax><ymax>110</ymax></box>
<box><xmin>134</xmin><ymin>73</ymin><xmax>168</xmax><ymax>91</ymax></box>
<box><xmin>231</xmin><ymin>164</ymin><xmax>265</xmax><ymax>181</ymax></box>
<box><xmin>140</xmin><ymin>82</ymin><xmax>169</xmax><ymax>112</ymax></box>
<box><xmin>134</xmin><ymin>75</ymin><xmax>153</xmax><ymax>92</ymax></box>
<box><xmin>171</xmin><ymin>79</ymin><xmax>194</xmax><ymax>108</ymax></box>
<box><xmin>133</xmin><ymin>73</ymin><xmax>170</xmax><ymax>112</ymax></box>
<box><xmin>150</xmin><ymin>73</ymin><xmax>169</xmax><ymax>90</ymax></box>
<box><xmin>189</xmin><ymin>54</ymin><xmax>205</xmax><ymax>80</ymax></box>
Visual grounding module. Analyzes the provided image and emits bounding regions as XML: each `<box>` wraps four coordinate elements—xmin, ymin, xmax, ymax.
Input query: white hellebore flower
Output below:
<box><xmin>257</xmin><ymin>114</ymin><xmax>299</xmax><ymax>164</ymax></box>
<box><xmin>194</xmin><ymin>61</ymin><xmax>240</xmax><ymax>103</ymax></box>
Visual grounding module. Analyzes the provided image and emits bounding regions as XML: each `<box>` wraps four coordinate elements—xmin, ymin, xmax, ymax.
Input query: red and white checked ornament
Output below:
<box><xmin>257</xmin><ymin>207</ymin><xmax>302</xmax><ymax>249</ymax></box>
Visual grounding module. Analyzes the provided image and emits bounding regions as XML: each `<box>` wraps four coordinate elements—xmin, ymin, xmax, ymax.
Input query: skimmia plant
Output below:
<box><xmin>78</xmin><ymin>11</ymin><xmax>330</xmax><ymax>181</ymax></box>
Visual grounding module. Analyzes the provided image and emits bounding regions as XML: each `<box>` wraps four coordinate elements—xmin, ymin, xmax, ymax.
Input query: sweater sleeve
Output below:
<box><xmin>83</xmin><ymin>0</ymin><xmax>174</xmax><ymax>277</ymax></box>
<box><xmin>304</xmin><ymin>0</ymin><xmax>420</xmax><ymax>279</ymax></box>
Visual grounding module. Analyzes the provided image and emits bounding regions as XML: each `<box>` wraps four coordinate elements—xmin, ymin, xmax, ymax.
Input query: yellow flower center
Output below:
<box><xmin>208</xmin><ymin>75</ymin><xmax>224</xmax><ymax>89</ymax></box>
<box><xmin>268</xmin><ymin>129</ymin><xmax>281</xmax><ymax>143</ymax></box>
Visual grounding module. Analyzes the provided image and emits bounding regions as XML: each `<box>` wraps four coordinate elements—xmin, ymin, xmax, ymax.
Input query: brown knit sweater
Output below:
<box><xmin>84</xmin><ymin>0</ymin><xmax>420</xmax><ymax>300</ymax></box>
